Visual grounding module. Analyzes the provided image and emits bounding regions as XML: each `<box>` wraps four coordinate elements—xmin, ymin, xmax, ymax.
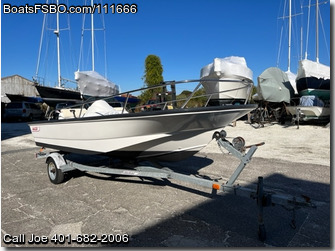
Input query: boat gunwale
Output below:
<box><xmin>29</xmin><ymin>104</ymin><xmax>257</xmax><ymax>125</ymax></box>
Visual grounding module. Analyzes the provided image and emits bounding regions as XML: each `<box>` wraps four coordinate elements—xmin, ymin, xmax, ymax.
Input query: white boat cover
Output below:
<box><xmin>75</xmin><ymin>70</ymin><xmax>119</xmax><ymax>97</ymax></box>
<box><xmin>296</xmin><ymin>59</ymin><xmax>330</xmax><ymax>80</ymax></box>
<box><xmin>256</xmin><ymin>67</ymin><xmax>294</xmax><ymax>103</ymax></box>
<box><xmin>285</xmin><ymin>70</ymin><xmax>297</xmax><ymax>94</ymax></box>
<box><xmin>200</xmin><ymin>56</ymin><xmax>253</xmax><ymax>80</ymax></box>
<box><xmin>83</xmin><ymin>99</ymin><xmax>127</xmax><ymax>117</ymax></box>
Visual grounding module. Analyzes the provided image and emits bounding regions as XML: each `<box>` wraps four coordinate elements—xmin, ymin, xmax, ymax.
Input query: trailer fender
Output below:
<box><xmin>46</xmin><ymin>152</ymin><xmax>66</xmax><ymax>169</ymax></box>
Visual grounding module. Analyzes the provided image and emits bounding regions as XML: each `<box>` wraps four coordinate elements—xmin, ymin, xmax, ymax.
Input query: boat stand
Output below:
<box><xmin>36</xmin><ymin>130</ymin><xmax>315</xmax><ymax>241</ymax></box>
<box><xmin>291</xmin><ymin>107</ymin><xmax>302</xmax><ymax>129</ymax></box>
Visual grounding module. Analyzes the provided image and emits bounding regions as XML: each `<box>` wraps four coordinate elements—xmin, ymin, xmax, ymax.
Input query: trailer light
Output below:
<box><xmin>212</xmin><ymin>183</ymin><xmax>220</xmax><ymax>190</ymax></box>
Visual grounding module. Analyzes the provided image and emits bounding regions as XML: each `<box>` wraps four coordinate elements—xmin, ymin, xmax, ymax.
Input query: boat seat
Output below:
<box><xmin>58</xmin><ymin>108</ymin><xmax>85</xmax><ymax>119</ymax></box>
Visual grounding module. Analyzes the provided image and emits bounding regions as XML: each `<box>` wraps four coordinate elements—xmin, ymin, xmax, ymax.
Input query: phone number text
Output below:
<box><xmin>51</xmin><ymin>233</ymin><xmax>129</xmax><ymax>244</ymax></box>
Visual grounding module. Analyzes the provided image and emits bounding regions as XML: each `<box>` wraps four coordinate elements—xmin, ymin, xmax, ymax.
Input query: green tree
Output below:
<box><xmin>177</xmin><ymin>88</ymin><xmax>207</xmax><ymax>108</ymax></box>
<box><xmin>249</xmin><ymin>86</ymin><xmax>258</xmax><ymax>104</ymax></box>
<box><xmin>139</xmin><ymin>55</ymin><xmax>164</xmax><ymax>104</ymax></box>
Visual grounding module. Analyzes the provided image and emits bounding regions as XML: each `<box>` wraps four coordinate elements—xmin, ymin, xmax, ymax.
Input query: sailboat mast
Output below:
<box><xmin>316</xmin><ymin>0</ymin><xmax>319</xmax><ymax>63</ymax></box>
<box><xmin>55</xmin><ymin>0</ymin><xmax>61</xmax><ymax>87</ymax></box>
<box><xmin>91</xmin><ymin>0</ymin><xmax>95</xmax><ymax>71</ymax></box>
<box><xmin>288</xmin><ymin>0</ymin><xmax>292</xmax><ymax>72</ymax></box>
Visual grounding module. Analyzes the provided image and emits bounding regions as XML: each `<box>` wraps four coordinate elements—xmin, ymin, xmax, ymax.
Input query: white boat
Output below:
<box><xmin>286</xmin><ymin>105</ymin><xmax>330</xmax><ymax>121</ymax></box>
<box><xmin>28</xmin><ymin>80</ymin><xmax>257</xmax><ymax>161</ymax></box>
<box><xmin>295</xmin><ymin>0</ymin><xmax>330</xmax><ymax>101</ymax></box>
<box><xmin>295</xmin><ymin>59</ymin><xmax>330</xmax><ymax>101</ymax></box>
<box><xmin>200</xmin><ymin>56</ymin><xmax>254</xmax><ymax>106</ymax></box>
<box><xmin>75</xmin><ymin>70</ymin><xmax>119</xmax><ymax>99</ymax></box>
<box><xmin>75</xmin><ymin>0</ymin><xmax>119</xmax><ymax>99</ymax></box>
<box><xmin>286</xmin><ymin>0</ymin><xmax>330</xmax><ymax>123</ymax></box>
<box><xmin>286</xmin><ymin>95</ymin><xmax>330</xmax><ymax>121</ymax></box>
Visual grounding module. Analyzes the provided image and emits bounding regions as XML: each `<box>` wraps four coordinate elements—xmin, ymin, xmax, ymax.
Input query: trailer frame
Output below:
<box><xmin>36</xmin><ymin>130</ymin><xmax>315</xmax><ymax>241</ymax></box>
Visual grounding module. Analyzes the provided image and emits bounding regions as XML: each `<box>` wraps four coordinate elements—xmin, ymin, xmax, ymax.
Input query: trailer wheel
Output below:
<box><xmin>47</xmin><ymin>158</ymin><xmax>65</xmax><ymax>184</ymax></box>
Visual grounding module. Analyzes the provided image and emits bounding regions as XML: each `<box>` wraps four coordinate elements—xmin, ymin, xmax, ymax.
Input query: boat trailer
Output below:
<box><xmin>36</xmin><ymin>130</ymin><xmax>315</xmax><ymax>242</ymax></box>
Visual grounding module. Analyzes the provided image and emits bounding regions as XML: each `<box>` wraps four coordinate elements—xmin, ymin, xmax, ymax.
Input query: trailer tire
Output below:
<box><xmin>47</xmin><ymin>158</ymin><xmax>65</xmax><ymax>184</ymax></box>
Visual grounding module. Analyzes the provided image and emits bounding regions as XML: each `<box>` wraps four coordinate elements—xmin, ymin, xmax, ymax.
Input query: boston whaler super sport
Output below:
<box><xmin>29</xmin><ymin>79</ymin><xmax>256</xmax><ymax>161</ymax></box>
<box><xmin>29</xmin><ymin>79</ymin><xmax>317</xmax><ymax>242</ymax></box>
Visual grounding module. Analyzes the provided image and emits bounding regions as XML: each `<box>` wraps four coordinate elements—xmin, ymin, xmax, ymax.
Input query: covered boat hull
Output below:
<box><xmin>296</xmin><ymin>59</ymin><xmax>330</xmax><ymax>101</ymax></box>
<box><xmin>286</xmin><ymin>95</ymin><xmax>330</xmax><ymax>121</ymax></box>
<box><xmin>286</xmin><ymin>105</ymin><xmax>330</xmax><ymax>121</ymax></box>
<box><xmin>200</xmin><ymin>57</ymin><xmax>254</xmax><ymax>105</ymax></box>
<box><xmin>200</xmin><ymin>79</ymin><xmax>252</xmax><ymax>105</ymax></box>
<box><xmin>296</xmin><ymin>78</ymin><xmax>330</xmax><ymax>100</ymax></box>
<box><xmin>255</xmin><ymin>67</ymin><xmax>295</xmax><ymax>103</ymax></box>
<box><xmin>29</xmin><ymin>104</ymin><xmax>256</xmax><ymax>161</ymax></box>
<box><xmin>75</xmin><ymin>71</ymin><xmax>119</xmax><ymax>99</ymax></box>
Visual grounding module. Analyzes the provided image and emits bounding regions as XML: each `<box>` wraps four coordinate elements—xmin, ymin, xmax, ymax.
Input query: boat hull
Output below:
<box><xmin>29</xmin><ymin>104</ymin><xmax>256</xmax><ymax>161</ymax></box>
<box><xmin>6</xmin><ymin>93</ymin><xmax>44</xmax><ymax>103</ymax></box>
<box><xmin>296</xmin><ymin>77</ymin><xmax>330</xmax><ymax>101</ymax></box>
<box><xmin>296</xmin><ymin>59</ymin><xmax>330</xmax><ymax>101</ymax></box>
<box><xmin>286</xmin><ymin>105</ymin><xmax>330</xmax><ymax>121</ymax></box>
<box><xmin>201</xmin><ymin>78</ymin><xmax>253</xmax><ymax>105</ymax></box>
<box><xmin>35</xmin><ymin>85</ymin><xmax>82</xmax><ymax>107</ymax></box>
<box><xmin>200</xmin><ymin>57</ymin><xmax>254</xmax><ymax>105</ymax></box>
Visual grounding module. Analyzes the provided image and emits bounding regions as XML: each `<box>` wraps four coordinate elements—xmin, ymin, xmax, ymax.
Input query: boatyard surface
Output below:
<box><xmin>1</xmin><ymin>120</ymin><xmax>331</xmax><ymax>247</ymax></box>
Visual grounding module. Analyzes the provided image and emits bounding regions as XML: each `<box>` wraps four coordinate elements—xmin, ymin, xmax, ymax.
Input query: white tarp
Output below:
<box><xmin>200</xmin><ymin>56</ymin><xmax>253</xmax><ymax>80</ymax></box>
<box><xmin>296</xmin><ymin>59</ymin><xmax>330</xmax><ymax>80</ymax></box>
<box><xmin>199</xmin><ymin>56</ymin><xmax>253</xmax><ymax>102</ymax></box>
<box><xmin>83</xmin><ymin>99</ymin><xmax>127</xmax><ymax>117</ymax></box>
<box><xmin>285</xmin><ymin>70</ymin><xmax>297</xmax><ymax>94</ymax></box>
<box><xmin>75</xmin><ymin>70</ymin><xmax>119</xmax><ymax>98</ymax></box>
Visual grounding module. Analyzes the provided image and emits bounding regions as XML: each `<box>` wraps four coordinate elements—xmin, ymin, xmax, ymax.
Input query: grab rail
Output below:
<box><xmin>50</xmin><ymin>78</ymin><xmax>253</xmax><ymax>120</ymax></box>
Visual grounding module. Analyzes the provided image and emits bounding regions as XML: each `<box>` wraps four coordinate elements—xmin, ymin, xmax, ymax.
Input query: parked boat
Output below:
<box><xmin>286</xmin><ymin>95</ymin><xmax>330</xmax><ymax>121</ymax></box>
<box><xmin>75</xmin><ymin>0</ymin><xmax>119</xmax><ymax>99</ymax></box>
<box><xmin>5</xmin><ymin>93</ymin><xmax>43</xmax><ymax>104</ymax></box>
<box><xmin>34</xmin><ymin>0</ymin><xmax>82</xmax><ymax>107</ymax></box>
<box><xmin>295</xmin><ymin>59</ymin><xmax>330</xmax><ymax>101</ymax></box>
<box><xmin>296</xmin><ymin>0</ymin><xmax>330</xmax><ymax>101</ymax></box>
<box><xmin>34</xmin><ymin>0</ymin><xmax>120</xmax><ymax>108</ymax></box>
<box><xmin>75</xmin><ymin>71</ymin><xmax>119</xmax><ymax>99</ymax></box>
<box><xmin>28</xmin><ymin>80</ymin><xmax>257</xmax><ymax>161</ymax></box>
<box><xmin>253</xmin><ymin>67</ymin><xmax>294</xmax><ymax>103</ymax></box>
<box><xmin>34</xmin><ymin>85</ymin><xmax>82</xmax><ymax>107</ymax></box>
<box><xmin>250</xmin><ymin>68</ymin><xmax>295</xmax><ymax>127</ymax></box>
<box><xmin>249</xmin><ymin>0</ymin><xmax>299</xmax><ymax>128</ymax></box>
<box><xmin>286</xmin><ymin>0</ymin><xmax>330</xmax><ymax>123</ymax></box>
<box><xmin>200</xmin><ymin>56</ymin><xmax>254</xmax><ymax>106</ymax></box>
